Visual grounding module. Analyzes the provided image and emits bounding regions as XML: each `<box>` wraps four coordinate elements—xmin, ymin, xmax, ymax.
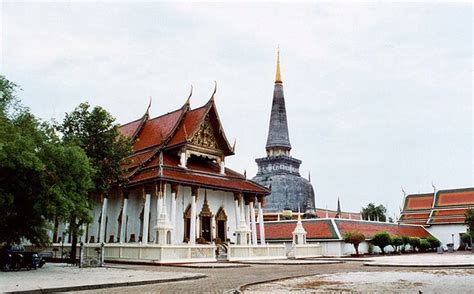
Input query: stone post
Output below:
<box><xmin>119</xmin><ymin>195</ymin><xmax>128</xmax><ymax>244</ymax></box>
<box><xmin>190</xmin><ymin>187</ymin><xmax>198</xmax><ymax>245</ymax></box>
<box><xmin>250</xmin><ymin>198</ymin><xmax>258</xmax><ymax>245</ymax></box>
<box><xmin>234</xmin><ymin>192</ymin><xmax>241</xmax><ymax>230</ymax></box>
<box><xmin>99</xmin><ymin>196</ymin><xmax>108</xmax><ymax>243</ymax></box>
<box><xmin>170</xmin><ymin>184</ymin><xmax>178</xmax><ymax>244</ymax></box>
<box><xmin>142</xmin><ymin>191</ymin><xmax>151</xmax><ymax>244</ymax></box>
<box><xmin>258</xmin><ymin>197</ymin><xmax>266</xmax><ymax>245</ymax></box>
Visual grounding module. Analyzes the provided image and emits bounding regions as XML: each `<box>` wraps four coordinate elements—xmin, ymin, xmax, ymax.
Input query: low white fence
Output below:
<box><xmin>291</xmin><ymin>243</ymin><xmax>323</xmax><ymax>259</ymax></box>
<box><xmin>227</xmin><ymin>244</ymin><xmax>286</xmax><ymax>261</ymax></box>
<box><xmin>93</xmin><ymin>243</ymin><xmax>217</xmax><ymax>264</ymax></box>
<box><xmin>29</xmin><ymin>243</ymin><xmax>216</xmax><ymax>264</ymax></box>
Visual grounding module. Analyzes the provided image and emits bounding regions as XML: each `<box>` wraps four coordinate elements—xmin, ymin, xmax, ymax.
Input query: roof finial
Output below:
<box><xmin>210</xmin><ymin>80</ymin><xmax>217</xmax><ymax>101</ymax></box>
<box><xmin>145</xmin><ymin>96</ymin><xmax>152</xmax><ymax>116</ymax></box>
<box><xmin>275</xmin><ymin>47</ymin><xmax>282</xmax><ymax>84</ymax></box>
<box><xmin>186</xmin><ymin>85</ymin><xmax>193</xmax><ymax>106</ymax></box>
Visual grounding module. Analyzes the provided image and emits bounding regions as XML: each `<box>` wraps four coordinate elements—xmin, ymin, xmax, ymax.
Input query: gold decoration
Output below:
<box><xmin>191</xmin><ymin>115</ymin><xmax>218</xmax><ymax>150</ymax></box>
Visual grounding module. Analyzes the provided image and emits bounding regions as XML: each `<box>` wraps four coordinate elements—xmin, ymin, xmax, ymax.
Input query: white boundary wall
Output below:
<box><xmin>426</xmin><ymin>224</ymin><xmax>466</xmax><ymax>249</ymax></box>
<box><xmin>292</xmin><ymin>243</ymin><xmax>323</xmax><ymax>258</ymax></box>
<box><xmin>227</xmin><ymin>244</ymin><xmax>286</xmax><ymax>261</ymax></box>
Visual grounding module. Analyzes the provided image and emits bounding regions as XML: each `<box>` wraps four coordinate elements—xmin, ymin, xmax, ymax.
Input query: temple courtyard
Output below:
<box><xmin>2</xmin><ymin>252</ymin><xmax>472</xmax><ymax>293</ymax></box>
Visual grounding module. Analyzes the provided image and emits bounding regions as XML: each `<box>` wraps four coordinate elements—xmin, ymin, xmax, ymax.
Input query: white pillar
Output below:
<box><xmin>250</xmin><ymin>201</ymin><xmax>257</xmax><ymax>245</ymax></box>
<box><xmin>219</xmin><ymin>160</ymin><xmax>225</xmax><ymax>175</ymax></box>
<box><xmin>99</xmin><ymin>197</ymin><xmax>108</xmax><ymax>243</ymax></box>
<box><xmin>245</xmin><ymin>204</ymin><xmax>250</xmax><ymax>227</ymax></box>
<box><xmin>211</xmin><ymin>216</ymin><xmax>216</xmax><ymax>241</ymax></box>
<box><xmin>179</xmin><ymin>151</ymin><xmax>187</xmax><ymax>168</ymax></box>
<box><xmin>120</xmin><ymin>197</ymin><xmax>128</xmax><ymax>244</ymax></box>
<box><xmin>258</xmin><ymin>201</ymin><xmax>266</xmax><ymax>245</ymax></box>
<box><xmin>234</xmin><ymin>195</ymin><xmax>240</xmax><ymax>229</ymax></box>
<box><xmin>190</xmin><ymin>193</ymin><xmax>197</xmax><ymax>244</ymax></box>
<box><xmin>143</xmin><ymin>193</ymin><xmax>151</xmax><ymax>244</ymax></box>
<box><xmin>170</xmin><ymin>187</ymin><xmax>177</xmax><ymax>244</ymax></box>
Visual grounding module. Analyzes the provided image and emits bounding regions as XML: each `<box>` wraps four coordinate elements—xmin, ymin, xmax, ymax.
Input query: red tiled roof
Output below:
<box><xmin>428</xmin><ymin>217</ymin><xmax>466</xmax><ymax>224</ymax></box>
<box><xmin>124</xmin><ymin>149</ymin><xmax>157</xmax><ymax>169</ymax></box>
<box><xmin>403</xmin><ymin>193</ymin><xmax>434</xmax><ymax>211</ymax></box>
<box><xmin>119</xmin><ymin>117</ymin><xmax>143</xmax><ymax>138</ymax></box>
<box><xmin>432</xmin><ymin>208</ymin><xmax>468</xmax><ymax>216</ymax></box>
<box><xmin>132</xmin><ymin>109</ymin><xmax>184</xmax><ymax>152</ymax></box>
<box><xmin>335</xmin><ymin>220</ymin><xmax>432</xmax><ymax>239</ymax></box>
<box><xmin>259</xmin><ymin>219</ymin><xmax>338</xmax><ymax>240</ymax></box>
<box><xmin>400</xmin><ymin>213</ymin><xmax>430</xmax><ymax>220</ymax></box>
<box><xmin>167</xmin><ymin>106</ymin><xmax>207</xmax><ymax>147</ymax></box>
<box><xmin>434</xmin><ymin>188</ymin><xmax>474</xmax><ymax>208</ymax></box>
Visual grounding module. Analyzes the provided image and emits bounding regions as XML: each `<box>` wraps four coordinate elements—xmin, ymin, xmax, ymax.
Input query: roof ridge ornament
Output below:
<box><xmin>185</xmin><ymin>85</ymin><xmax>193</xmax><ymax>106</ymax></box>
<box><xmin>210</xmin><ymin>80</ymin><xmax>217</xmax><ymax>101</ymax></box>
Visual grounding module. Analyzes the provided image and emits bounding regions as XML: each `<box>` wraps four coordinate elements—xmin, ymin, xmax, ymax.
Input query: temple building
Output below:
<box><xmin>52</xmin><ymin>90</ymin><xmax>270</xmax><ymax>253</ymax></box>
<box><xmin>399</xmin><ymin>187</ymin><xmax>474</xmax><ymax>249</ymax></box>
<box><xmin>252</xmin><ymin>51</ymin><xmax>316</xmax><ymax>215</ymax></box>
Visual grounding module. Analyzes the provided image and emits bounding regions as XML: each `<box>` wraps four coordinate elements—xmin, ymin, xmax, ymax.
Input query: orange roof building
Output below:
<box><xmin>399</xmin><ymin>187</ymin><xmax>474</xmax><ymax>249</ymax></box>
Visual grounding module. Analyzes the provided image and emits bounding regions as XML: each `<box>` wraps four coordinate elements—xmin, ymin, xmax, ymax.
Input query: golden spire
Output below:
<box><xmin>275</xmin><ymin>48</ymin><xmax>282</xmax><ymax>84</ymax></box>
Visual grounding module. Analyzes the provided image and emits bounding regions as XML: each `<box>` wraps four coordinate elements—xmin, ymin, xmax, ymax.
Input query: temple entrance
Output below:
<box><xmin>216</xmin><ymin>207</ymin><xmax>227</xmax><ymax>243</ymax></box>
<box><xmin>183</xmin><ymin>205</ymin><xmax>191</xmax><ymax>242</ymax></box>
<box><xmin>201</xmin><ymin>216</ymin><xmax>212</xmax><ymax>242</ymax></box>
<box><xmin>199</xmin><ymin>193</ymin><xmax>213</xmax><ymax>243</ymax></box>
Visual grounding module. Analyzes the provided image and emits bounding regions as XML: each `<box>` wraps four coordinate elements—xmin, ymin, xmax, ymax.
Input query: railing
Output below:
<box><xmin>28</xmin><ymin>243</ymin><xmax>216</xmax><ymax>264</ymax></box>
<box><xmin>227</xmin><ymin>244</ymin><xmax>287</xmax><ymax>261</ymax></box>
<box><xmin>292</xmin><ymin>243</ymin><xmax>323</xmax><ymax>259</ymax></box>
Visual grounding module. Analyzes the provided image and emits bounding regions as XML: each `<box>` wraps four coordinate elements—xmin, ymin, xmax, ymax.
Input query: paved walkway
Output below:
<box><xmin>72</xmin><ymin>261</ymin><xmax>441</xmax><ymax>293</ymax></box>
<box><xmin>1</xmin><ymin>263</ymin><xmax>205</xmax><ymax>293</ymax></box>
<box><xmin>238</xmin><ymin>259</ymin><xmax>343</xmax><ymax>265</ymax></box>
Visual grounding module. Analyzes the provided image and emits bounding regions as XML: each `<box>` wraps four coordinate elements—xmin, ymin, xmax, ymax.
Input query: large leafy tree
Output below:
<box><xmin>343</xmin><ymin>231</ymin><xmax>365</xmax><ymax>255</ymax></box>
<box><xmin>57</xmin><ymin>102</ymin><xmax>132</xmax><ymax>262</ymax></box>
<box><xmin>0</xmin><ymin>76</ymin><xmax>94</xmax><ymax>248</ymax></box>
<box><xmin>465</xmin><ymin>208</ymin><xmax>474</xmax><ymax>252</ymax></box>
<box><xmin>361</xmin><ymin>203</ymin><xmax>387</xmax><ymax>222</ymax></box>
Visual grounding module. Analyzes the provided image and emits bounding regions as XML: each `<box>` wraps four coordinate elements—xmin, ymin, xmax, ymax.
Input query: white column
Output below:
<box><xmin>245</xmin><ymin>204</ymin><xmax>250</xmax><ymax>227</ymax></box>
<box><xmin>170</xmin><ymin>187</ymin><xmax>177</xmax><ymax>244</ymax></box>
<box><xmin>99</xmin><ymin>197</ymin><xmax>108</xmax><ymax>243</ymax></box>
<box><xmin>190</xmin><ymin>193</ymin><xmax>197</xmax><ymax>244</ymax></box>
<box><xmin>219</xmin><ymin>160</ymin><xmax>225</xmax><ymax>175</ymax></box>
<box><xmin>234</xmin><ymin>195</ymin><xmax>240</xmax><ymax>229</ymax></box>
<box><xmin>180</xmin><ymin>151</ymin><xmax>187</xmax><ymax>168</ymax></box>
<box><xmin>142</xmin><ymin>193</ymin><xmax>151</xmax><ymax>244</ymax></box>
<box><xmin>250</xmin><ymin>201</ymin><xmax>258</xmax><ymax>245</ymax></box>
<box><xmin>120</xmin><ymin>197</ymin><xmax>128</xmax><ymax>244</ymax></box>
<box><xmin>258</xmin><ymin>201</ymin><xmax>266</xmax><ymax>245</ymax></box>
<box><xmin>211</xmin><ymin>216</ymin><xmax>216</xmax><ymax>241</ymax></box>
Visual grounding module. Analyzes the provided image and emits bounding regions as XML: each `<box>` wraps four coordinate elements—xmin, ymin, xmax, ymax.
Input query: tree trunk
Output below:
<box><xmin>354</xmin><ymin>244</ymin><xmax>359</xmax><ymax>255</ymax></box>
<box><xmin>69</xmin><ymin>217</ymin><xmax>78</xmax><ymax>265</ymax></box>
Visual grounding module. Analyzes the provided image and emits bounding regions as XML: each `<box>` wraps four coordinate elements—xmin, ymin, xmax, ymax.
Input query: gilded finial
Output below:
<box><xmin>210</xmin><ymin>80</ymin><xmax>217</xmax><ymax>101</ymax></box>
<box><xmin>185</xmin><ymin>85</ymin><xmax>193</xmax><ymax>106</ymax></box>
<box><xmin>275</xmin><ymin>47</ymin><xmax>282</xmax><ymax>84</ymax></box>
<box><xmin>145</xmin><ymin>96</ymin><xmax>152</xmax><ymax>116</ymax></box>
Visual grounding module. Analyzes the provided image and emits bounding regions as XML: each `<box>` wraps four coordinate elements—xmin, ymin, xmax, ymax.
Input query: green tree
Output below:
<box><xmin>0</xmin><ymin>76</ymin><xmax>94</xmax><ymax>247</ymax></box>
<box><xmin>343</xmin><ymin>231</ymin><xmax>366</xmax><ymax>255</ymax></box>
<box><xmin>371</xmin><ymin>232</ymin><xmax>393</xmax><ymax>254</ymax></box>
<box><xmin>401</xmin><ymin>236</ymin><xmax>410</xmax><ymax>252</ymax></box>
<box><xmin>408</xmin><ymin>237</ymin><xmax>421</xmax><ymax>252</ymax></box>
<box><xmin>392</xmin><ymin>236</ymin><xmax>404</xmax><ymax>253</ymax></box>
<box><xmin>461</xmin><ymin>233</ymin><xmax>472</xmax><ymax>248</ymax></box>
<box><xmin>57</xmin><ymin>102</ymin><xmax>132</xmax><ymax>263</ymax></box>
<box><xmin>361</xmin><ymin>203</ymin><xmax>387</xmax><ymax>222</ymax></box>
<box><xmin>465</xmin><ymin>208</ymin><xmax>474</xmax><ymax>252</ymax></box>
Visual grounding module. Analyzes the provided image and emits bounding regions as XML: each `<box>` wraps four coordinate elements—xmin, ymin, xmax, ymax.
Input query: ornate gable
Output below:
<box><xmin>190</xmin><ymin>115</ymin><xmax>219</xmax><ymax>151</ymax></box>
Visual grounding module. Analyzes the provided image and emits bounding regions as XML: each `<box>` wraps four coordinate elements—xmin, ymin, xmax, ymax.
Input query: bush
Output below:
<box><xmin>419</xmin><ymin>239</ymin><xmax>431</xmax><ymax>252</ymax></box>
<box><xmin>343</xmin><ymin>231</ymin><xmax>366</xmax><ymax>255</ymax></box>
<box><xmin>408</xmin><ymin>237</ymin><xmax>421</xmax><ymax>252</ymax></box>
<box><xmin>401</xmin><ymin>236</ymin><xmax>410</xmax><ymax>252</ymax></box>
<box><xmin>426</xmin><ymin>236</ymin><xmax>441</xmax><ymax>250</ymax></box>
<box><xmin>371</xmin><ymin>232</ymin><xmax>393</xmax><ymax>254</ymax></box>
<box><xmin>461</xmin><ymin>233</ymin><xmax>472</xmax><ymax>247</ymax></box>
<box><xmin>392</xmin><ymin>236</ymin><xmax>404</xmax><ymax>253</ymax></box>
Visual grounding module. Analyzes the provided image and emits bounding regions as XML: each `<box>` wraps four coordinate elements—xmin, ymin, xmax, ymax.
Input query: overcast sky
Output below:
<box><xmin>1</xmin><ymin>1</ymin><xmax>472</xmax><ymax>218</ymax></box>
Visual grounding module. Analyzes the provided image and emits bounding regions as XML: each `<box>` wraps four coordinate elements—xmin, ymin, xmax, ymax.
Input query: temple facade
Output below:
<box><xmin>252</xmin><ymin>51</ymin><xmax>315</xmax><ymax>214</ymax></box>
<box><xmin>52</xmin><ymin>92</ymin><xmax>269</xmax><ymax>250</ymax></box>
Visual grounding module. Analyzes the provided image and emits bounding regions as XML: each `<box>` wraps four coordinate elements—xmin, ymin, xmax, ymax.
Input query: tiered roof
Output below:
<box><xmin>399</xmin><ymin>187</ymin><xmax>474</xmax><ymax>226</ymax></box>
<box><xmin>118</xmin><ymin>97</ymin><xmax>268</xmax><ymax>195</ymax></box>
<box><xmin>258</xmin><ymin>219</ymin><xmax>432</xmax><ymax>241</ymax></box>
